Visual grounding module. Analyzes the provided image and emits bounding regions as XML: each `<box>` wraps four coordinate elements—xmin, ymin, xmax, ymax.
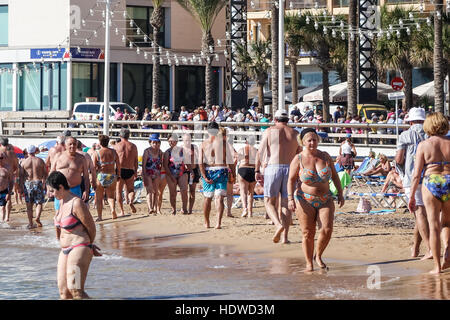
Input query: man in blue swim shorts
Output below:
<box><xmin>50</xmin><ymin>136</ymin><xmax>89</xmax><ymax>212</ymax></box>
<box><xmin>199</xmin><ymin>122</ymin><xmax>236</xmax><ymax>229</ymax></box>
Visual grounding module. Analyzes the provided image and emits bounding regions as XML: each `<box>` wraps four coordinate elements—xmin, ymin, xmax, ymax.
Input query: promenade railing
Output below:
<box><xmin>0</xmin><ymin>118</ymin><xmax>409</xmax><ymax>148</ymax></box>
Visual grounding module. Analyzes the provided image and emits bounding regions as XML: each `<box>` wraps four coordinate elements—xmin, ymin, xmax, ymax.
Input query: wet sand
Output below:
<box><xmin>8</xmin><ymin>189</ymin><xmax>447</xmax><ymax>277</ymax></box>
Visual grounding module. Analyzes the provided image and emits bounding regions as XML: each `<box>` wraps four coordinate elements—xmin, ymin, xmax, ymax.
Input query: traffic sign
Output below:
<box><xmin>391</xmin><ymin>77</ymin><xmax>405</xmax><ymax>91</ymax></box>
<box><xmin>388</xmin><ymin>91</ymin><xmax>405</xmax><ymax>100</ymax></box>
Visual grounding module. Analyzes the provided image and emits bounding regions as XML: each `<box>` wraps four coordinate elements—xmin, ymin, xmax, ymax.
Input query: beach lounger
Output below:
<box><xmin>349</xmin><ymin>192</ymin><xmax>408</xmax><ymax>209</ymax></box>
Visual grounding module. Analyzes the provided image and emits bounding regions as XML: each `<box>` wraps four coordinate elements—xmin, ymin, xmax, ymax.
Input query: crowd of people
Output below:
<box><xmin>0</xmin><ymin>105</ymin><xmax>449</xmax><ymax>299</ymax></box>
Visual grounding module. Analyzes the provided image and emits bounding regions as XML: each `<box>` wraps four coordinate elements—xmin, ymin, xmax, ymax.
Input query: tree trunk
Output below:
<box><xmin>271</xmin><ymin>4</ymin><xmax>278</xmax><ymax>115</ymax></box>
<box><xmin>150</xmin><ymin>6</ymin><xmax>164</xmax><ymax>108</ymax></box>
<box><xmin>434</xmin><ymin>1</ymin><xmax>445</xmax><ymax>113</ymax></box>
<box><xmin>289</xmin><ymin>57</ymin><xmax>298</xmax><ymax>103</ymax></box>
<box><xmin>152</xmin><ymin>27</ymin><xmax>161</xmax><ymax>108</ymax></box>
<box><xmin>400</xmin><ymin>65</ymin><xmax>413</xmax><ymax>112</ymax></box>
<box><xmin>447</xmin><ymin>63</ymin><xmax>450</xmax><ymax>115</ymax></box>
<box><xmin>202</xmin><ymin>31</ymin><xmax>215</xmax><ymax>107</ymax></box>
<box><xmin>257</xmin><ymin>82</ymin><xmax>264</xmax><ymax>112</ymax></box>
<box><xmin>347</xmin><ymin>0</ymin><xmax>357</xmax><ymax>117</ymax></box>
<box><xmin>322</xmin><ymin>66</ymin><xmax>330</xmax><ymax>123</ymax></box>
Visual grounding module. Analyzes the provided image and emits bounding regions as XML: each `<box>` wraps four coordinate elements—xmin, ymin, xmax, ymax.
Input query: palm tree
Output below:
<box><xmin>347</xmin><ymin>0</ymin><xmax>357</xmax><ymax>117</ymax></box>
<box><xmin>285</xmin><ymin>13</ymin><xmax>305</xmax><ymax>104</ymax></box>
<box><xmin>301</xmin><ymin>12</ymin><xmax>344</xmax><ymax>122</ymax></box>
<box><xmin>176</xmin><ymin>0</ymin><xmax>227</xmax><ymax>107</ymax></box>
<box><xmin>433</xmin><ymin>0</ymin><xmax>444</xmax><ymax>113</ymax></box>
<box><xmin>376</xmin><ymin>5</ymin><xmax>423</xmax><ymax>111</ymax></box>
<box><xmin>235</xmin><ymin>40</ymin><xmax>272</xmax><ymax>109</ymax></box>
<box><xmin>411</xmin><ymin>13</ymin><xmax>450</xmax><ymax>112</ymax></box>
<box><xmin>270</xmin><ymin>3</ymin><xmax>279</xmax><ymax>115</ymax></box>
<box><xmin>150</xmin><ymin>0</ymin><xmax>165</xmax><ymax>108</ymax></box>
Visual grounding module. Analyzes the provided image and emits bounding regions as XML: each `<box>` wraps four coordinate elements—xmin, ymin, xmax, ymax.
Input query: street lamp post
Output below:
<box><xmin>103</xmin><ymin>0</ymin><xmax>111</xmax><ymax>135</ymax></box>
<box><xmin>278</xmin><ymin>0</ymin><xmax>285</xmax><ymax>111</ymax></box>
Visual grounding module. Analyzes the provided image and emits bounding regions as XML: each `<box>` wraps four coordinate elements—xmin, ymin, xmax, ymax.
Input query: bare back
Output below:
<box><xmin>201</xmin><ymin>138</ymin><xmax>235</xmax><ymax>167</ymax></box>
<box><xmin>114</xmin><ymin>139</ymin><xmax>138</xmax><ymax>170</ymax></box>
<box><xmin>21</xmin><ymin>155</ymin><xmax>46</xmax><ymax>181</ymax></box>
<box><xmin>238</xmin><ymin>144</ymin><xmax>258</xmax><ymax>167</ymax></box>
<box><xmin>420</xmin><ymin>136</ymin><xmax>450</xmax><ymax>175</ymax></box>
<box><xmin>263</xmin><ymin>124</ymin><xmax>300</xmax><ymax>165</ymax></box>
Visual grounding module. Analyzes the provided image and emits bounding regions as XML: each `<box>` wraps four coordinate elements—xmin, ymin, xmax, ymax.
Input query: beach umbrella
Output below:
<box><xmin>13</xmin><ymin>146</ymin><xmax>24</xmax><ymax>159</ymax></box>
<box><xmin>38</xmin><ymin>140</ymin><xmax>57</xmax><ymax>150</ymax></box>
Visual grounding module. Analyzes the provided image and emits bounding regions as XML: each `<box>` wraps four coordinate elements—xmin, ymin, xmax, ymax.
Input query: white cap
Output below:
<box><xmin>407</xmin><ymin>107</ymin><xmax>426</xmax><ymax>122</ymax></box>
<box><xmin>274</xmin><ymin>109</ymin><xmax>288</xmax><ymax>119</ymax></box>
<box><xmin>27</xmin><ymin>145</ymin><xmax>36</xmax><ymax>154</ymax></box>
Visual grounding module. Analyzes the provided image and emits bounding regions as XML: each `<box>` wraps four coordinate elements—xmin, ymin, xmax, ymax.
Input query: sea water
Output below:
<box><xmin>0</xmin><ymin>219</ymin><xmax>449</xmax><ymax>300</ymax></box>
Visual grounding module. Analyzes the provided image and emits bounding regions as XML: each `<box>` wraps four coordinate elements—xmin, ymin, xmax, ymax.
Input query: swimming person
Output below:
<box><xmin>47</xmin><ymin>171</ymin><xmax>101</xmax><ymax>299</ymax></box>
<box><xmin>142</xmin><ymin>133</ymin><xmax>163</xmax><ymax>215</ymax></box>
<box><xmin>409</xmin><ymin>112</ymin><xmax>450</xmax><ymax>274</ymax></box>
<box><xmin>92</xmin><ymin>135</ymin><xmax>121</xmax><ymax>221</ymax></box>
<box><xmin>21</xmin><ymin>145</ymin><xmax>48</xmax><ymax>228</ymax></box>
<box><xmin>287</xmin><ymin>128</ymin><xmax>344</xmax><ymax>272</ymax></box>
<box><xmin>255</xmin><ymin>109</ymin><xmax>301</xmax><ymax>244</ymax></box>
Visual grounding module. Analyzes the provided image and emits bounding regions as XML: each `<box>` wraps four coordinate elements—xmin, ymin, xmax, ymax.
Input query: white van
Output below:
<box><xmin>72</xmin><ymin>102</ymin><xmax>136</xmax><ymax>121</ymax></box>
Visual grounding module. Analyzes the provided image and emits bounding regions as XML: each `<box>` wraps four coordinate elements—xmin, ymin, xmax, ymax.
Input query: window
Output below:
<box><xmin>72</xmin><ymin>62</ymin><xmax>117</xmax><ymax>106</ymax></box>
<box><xmin>17</xmin><ymin>62</ymin><xmax>67</xmax><ymax>111</ymax></box>
<box><xmin>123</xmin><ymin>63</ymin><xmax>170</xmax><ymax>109</ymax></box>
<box><xmin>175</xmin><ymin>66</ymin><xmax>220</xmax><ymax>109</ymax></box>
<box><xmin>0</xmin><ymin>6</ymin><xmax>8</xmax><ymax>46</ymax></box>
<box><xmin>333</xmin><ymin>0</ymin><xmax>349</xmax><ymax>7</ymax></box>
<box><xmin>126</xmin><ymin>6</ymin><xmax>165</xmax><ymax>47</ymax></box>
<box><xmin>0</xmin><ymin>64</ymin><xmax>12</xmax><ymax>111</ymax></box>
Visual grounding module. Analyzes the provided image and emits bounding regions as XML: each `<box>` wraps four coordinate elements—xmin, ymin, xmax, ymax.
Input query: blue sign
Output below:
<box><xmin>70</xmin><ymin>48</ymin><xmax>104</xmax><ymax>59</ymax></box>
<box><xmin>30</xmin><ymin>48</ymin><xmax>66</xmax><ymax>59</ymax></box>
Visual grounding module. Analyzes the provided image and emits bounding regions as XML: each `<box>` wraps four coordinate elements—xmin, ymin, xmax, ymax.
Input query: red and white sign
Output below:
<box><xmin>391</xmin><ymin>77</ymin><xmax>405</xmax><ymax>91</ymax></box>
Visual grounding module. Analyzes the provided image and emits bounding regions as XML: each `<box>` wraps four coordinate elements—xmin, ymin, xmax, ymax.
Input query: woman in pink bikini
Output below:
<box><xmin>47</xmin><ymin>171</ymin><xmax>101</xmax><ymax>299</ymax></box>
<box><xmin>142</xmin><ymin>133</ymin><xmax>163</xmax><ymax>215</ymax></box>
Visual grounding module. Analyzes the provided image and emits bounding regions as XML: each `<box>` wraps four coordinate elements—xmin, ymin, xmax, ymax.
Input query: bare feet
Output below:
<box><xmin>205</xmin><ymin>223</ymin><xmax>211</xmax><ymax>228</ymax></box>
<box><xmin>442</xmin><ymin>249</ymin><xmax>450</xmax><ymax>270</ymax></box>
<box><xmin>314</xmin><ymin>254</ymin><xmax>327</xmax><ymax>269</ymax></box>
<box><xmin>226</xmin><ymin>214</ymin><xmax>234</xmax><ymax>218</ymax></box>
<box><xmin>420</xmin><ymin>251</ymin><xmax>433</xmax><ymax>261</ymax></box>
<box><xmin>215</xmin><ymin>225</ymin><xmax>222</xmax><ymax>229</ymax></box>
<box><xmin>304</xmin><ymin>264</ymin><xmax>314</xmax><ymax>273</ymax></box>
<box><xmin>241</xmin><ymin>209</ymin><xmax>248</xmax><ymax>218</ymax></box>
<box><xmin>171</xmin><ymin>210</ymin><xmax>176</xmax><ymax>215</ymax></box>
<box><xmin>26</xmin><ymin>223</ymin><xmax>36</xmax><ymax>229</ymax></box>
<box><xmin>411</xmin><ymin>246</ymin><xmax>420</xmax><ymax>258</ymax></box>
<box><xmin>429</xmin><ymin>267</ymin><xmax>442</xmax><ymax>274</ymax></box>
<box><xmin>282</xmin><ymin>239</ymin><xmax>290</xmax><ymax>244</ymax></box>
<box><xmin>35</xmin><ymin>219</ymin><xmax>42</xmax><ymax>227</ymax></box>
<box><xmin>95</xmin><ymin>218</ymin><xmax>103</xmax><ymax>222</ymax></box>
<box><xmin>272</xmin><ymin>225</ymin><xmax>284</xmax><ymax>243</ymax></box>
<box><xmin>130</xmin><ymin>203</ymin><xmax>137</xmax><ymax>213</ymax></box>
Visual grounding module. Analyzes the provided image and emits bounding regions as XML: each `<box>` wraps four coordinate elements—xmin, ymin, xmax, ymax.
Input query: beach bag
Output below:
<box><xmin>356</xmin><ymin>197</ymin><xmax>372</xmax><ymax>213</ymax></box>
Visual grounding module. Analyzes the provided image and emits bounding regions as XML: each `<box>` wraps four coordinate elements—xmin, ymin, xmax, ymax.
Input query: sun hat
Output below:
<box><xmin>149</xmin><ymin>133</ymin><xmax>160</xmax><ymax>142</ymax></box>
<box><xmin>27</xmin><ymin>145</ymin><xmax>36</xmax><ymax>154</ymax></box>
<box><xmin>407</xmin><ymin>107</ymin><xmax>426</xmax><ymax>122</ymax></box>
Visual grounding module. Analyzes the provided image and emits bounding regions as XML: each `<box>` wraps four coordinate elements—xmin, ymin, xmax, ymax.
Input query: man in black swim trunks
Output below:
<box><xmin>114</xmin><ymin>128</ymin><xmax>139</xmax><ymax>216</ymax></box>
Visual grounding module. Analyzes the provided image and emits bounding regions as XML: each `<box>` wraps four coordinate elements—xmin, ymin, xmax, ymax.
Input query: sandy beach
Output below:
<box><xmin>7</xmin><ymin>189</ymin><xmax>446</xmax><ymax>276</ymax></box>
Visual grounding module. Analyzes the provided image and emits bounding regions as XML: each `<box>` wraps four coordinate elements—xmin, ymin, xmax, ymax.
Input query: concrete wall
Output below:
<box><xmin>9</xmin><ymin>0</ymin><xmax>70</xmax><ymax>47</ymax></box>
<box><xmin>170</xmin><ymin>1</ymin><xmax>226</xmax><ymax>53</ymax></box>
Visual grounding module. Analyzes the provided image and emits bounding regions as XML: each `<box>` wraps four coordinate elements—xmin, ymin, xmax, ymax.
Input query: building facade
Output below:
<box><xmin>0</xmin><ymin>0</ymin><xmax>227</xmax><ymax>114</ymax></box>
